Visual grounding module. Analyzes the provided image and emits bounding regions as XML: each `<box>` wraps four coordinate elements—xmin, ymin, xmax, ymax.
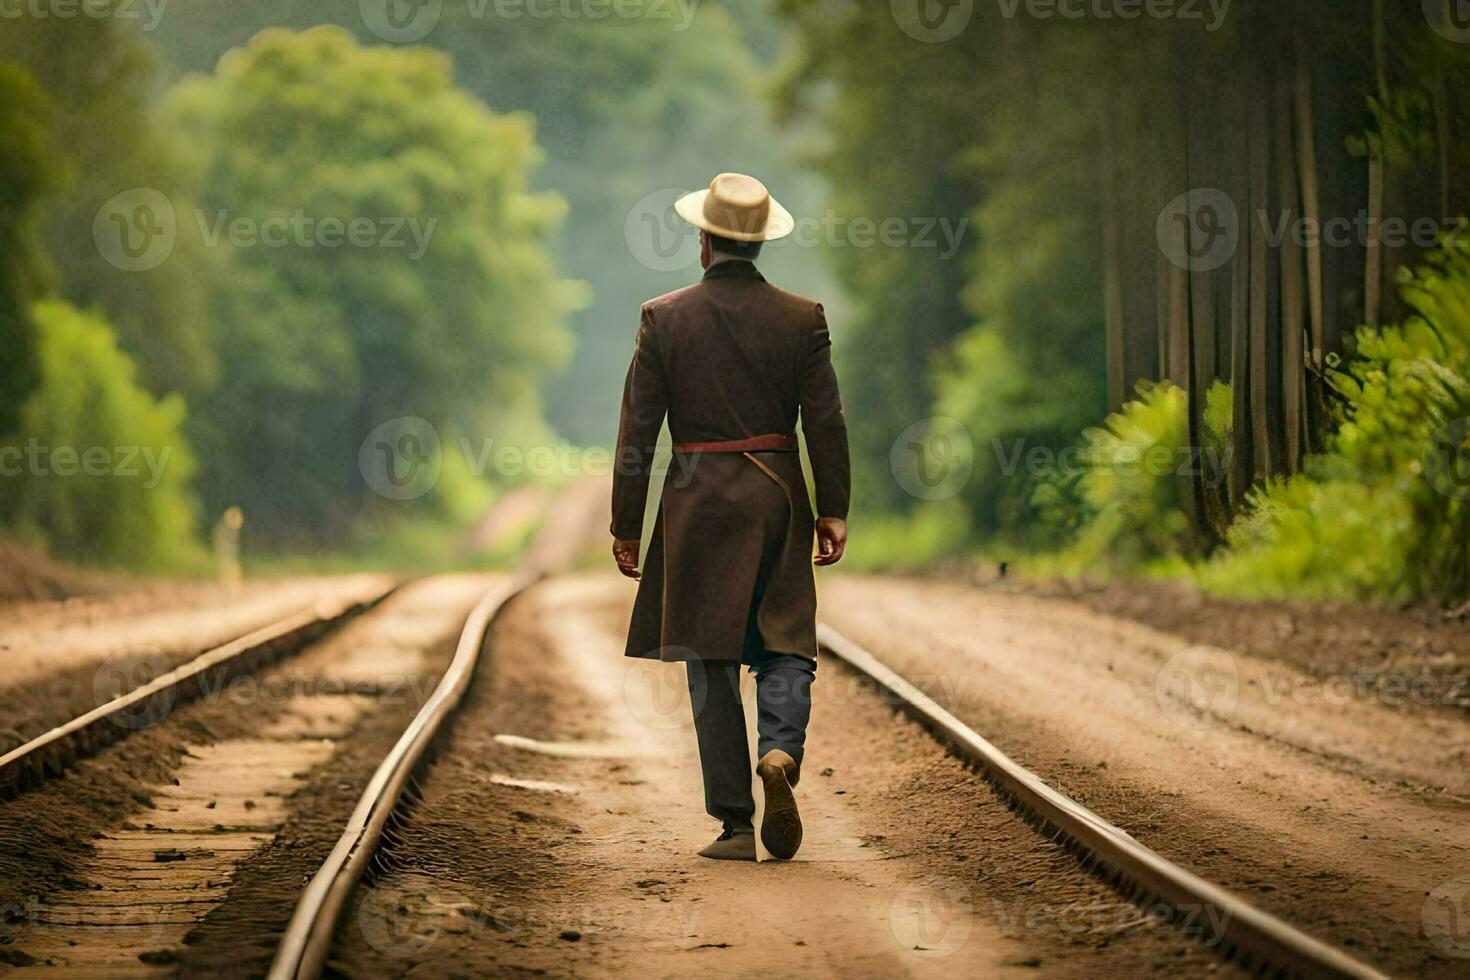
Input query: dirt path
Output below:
<box><xmin>339</xmin><ymin>574</ymin><xmax>1229</xmax><ymax>978</ymax></box>
<box><xmin>0</xmin><ymin>575</ymin><xmax>390</xmax><ymax>701</ymax></box>
<box><xmin>822</xmin><ymin>574</ymin><xmax>1470</xmax><ymax>977</ymax></box>
<box><xmin>0</xmin><ymin>574</ymin><xmax>393</xmax><ymax>749</ymax></box>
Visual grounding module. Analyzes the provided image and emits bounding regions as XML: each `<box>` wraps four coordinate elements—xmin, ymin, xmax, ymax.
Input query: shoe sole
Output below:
<box><xmin>757</xmin><ymin>761</ymin><xmax>802</xmax><ymax>860</ymax></box>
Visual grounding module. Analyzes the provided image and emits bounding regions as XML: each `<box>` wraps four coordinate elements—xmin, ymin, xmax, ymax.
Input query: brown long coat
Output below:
<box><xmin>611</xmin><ymin>260</ymin><xmax>850</xmax><ymax>662</ymax></box>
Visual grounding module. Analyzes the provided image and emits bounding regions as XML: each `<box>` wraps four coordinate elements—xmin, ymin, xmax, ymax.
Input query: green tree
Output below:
<box><xmin>167</xmin><ymin>27</ymin><xmax>580</xmax><ymax>541</ymax></box>
<box><xmin>0</xmin><ymin>301</ymin><xmax>198</xmax><ymax>568</ymax></box>
<box><xmin>0</xmin><ymin>14</ymin><xmax>213</xmax><ymax>396</ymax></box>
<box><xmin>142</xmin><ymin>0</ymin><xmax>837</xmax><ymax>444</ymax></box>
<box><xmin>0</xmin><ymin>62</ymin><xmax>62</xmax><ymax>436</ymax></box>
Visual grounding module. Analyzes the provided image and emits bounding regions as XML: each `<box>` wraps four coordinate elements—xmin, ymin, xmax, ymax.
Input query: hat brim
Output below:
<box><xmin>673</xmin><ymin>189</ymin><xmax>795</xmax><ymax>242</ymax></box>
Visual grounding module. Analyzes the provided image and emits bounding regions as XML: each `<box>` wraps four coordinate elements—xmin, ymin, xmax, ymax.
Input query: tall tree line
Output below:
<box><xmin>776</xmin><ymin>0</ymin><xmax>1470</xmax><ymax>545</ymax></box>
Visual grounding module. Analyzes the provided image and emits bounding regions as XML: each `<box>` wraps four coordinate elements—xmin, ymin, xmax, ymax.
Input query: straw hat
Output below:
<box><xmin>674</xmin><ymin>173</ymin><xmax>795</xmax><ymax>242</ymax></box>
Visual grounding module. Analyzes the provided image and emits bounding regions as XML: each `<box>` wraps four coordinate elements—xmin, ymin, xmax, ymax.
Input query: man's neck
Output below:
<box><xmin>707</xmin><ymin>251</ymin><xmax>751</xmax><ymax>268</ymax></box>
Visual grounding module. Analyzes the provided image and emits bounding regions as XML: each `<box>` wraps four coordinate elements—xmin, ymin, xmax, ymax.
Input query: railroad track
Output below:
<box><xmin>815</xmin><ymin>623</ymin><xmax>1388</xmax><ymax>980</ymax></box>
<box><xmin>263</xmin><ymin>577</ymin><xmax>1389</xmax><ymax>980</ymax></box>
<box><xmin>0</xmin><ymin>582</ymin><xmax>399</xmax><ymax>801</ymax></box>
<box><xmin>269</xmin><ymin>571</ymin><xmax>538</xmax><ymax>980</ymax></box>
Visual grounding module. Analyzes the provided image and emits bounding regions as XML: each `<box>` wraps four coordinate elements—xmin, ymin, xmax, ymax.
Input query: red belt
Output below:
<box><xmin>672</xmin><ymin>433</ymin><xmax>797</xmax><ymax>453</ymax></box>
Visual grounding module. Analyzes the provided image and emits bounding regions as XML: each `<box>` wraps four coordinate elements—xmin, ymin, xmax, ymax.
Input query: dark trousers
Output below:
<box><xmin>685</xmin><ymin>650</ymin><xmax>815</xmax><ymax>834</ymax></box>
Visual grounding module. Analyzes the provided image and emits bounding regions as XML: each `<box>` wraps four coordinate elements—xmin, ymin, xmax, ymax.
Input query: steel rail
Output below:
<box><xmin>816</xmin><ymin>622</ymin><xmax>1390</xmax><ymax>980</ymax></box>
<box><xmin>269</xmin><ymin>572</ymin><xmax>537</xmax><ymax>980</ymax></box>
<box><xmin>0</xmin><ymin>584</ymin><xmax>397</xmax><ymax>801</ymax></box>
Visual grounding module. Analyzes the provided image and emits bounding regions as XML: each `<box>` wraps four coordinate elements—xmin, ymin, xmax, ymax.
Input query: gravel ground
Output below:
<box><xmin>336</xmin><ymin>574</ymin><xmax>1232</xmax><ymax>979</ymax></box>
<box><xmin>1027</xmin><ymin>576</ymin><xmax>1470</xmax><ymax>718</ymax></box>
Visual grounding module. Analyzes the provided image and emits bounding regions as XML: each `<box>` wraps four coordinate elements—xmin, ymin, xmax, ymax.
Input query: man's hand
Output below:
<box><xmin>814</xmin><ymin>517</ymin><xmax>847</xmax><ymax>566</ymax></box>
<box><xmin>612</xmin><ymin>538</ymin><xmax>641</xmax><ymax>580</ymax></box>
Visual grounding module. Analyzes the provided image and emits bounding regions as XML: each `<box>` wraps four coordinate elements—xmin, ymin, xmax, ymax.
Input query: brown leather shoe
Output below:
<box><xmin>698</xmin><ymin>829</ymin><xmax>756</xmax><ymax>861</ymax></box>
<box><xmin>756</xmin><ymin>749</ymin><xmax>803</xmax><ymax>860</ymax></box>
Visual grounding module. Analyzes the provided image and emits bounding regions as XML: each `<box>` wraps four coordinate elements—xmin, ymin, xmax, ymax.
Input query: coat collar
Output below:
<box><xmin>702</xmin><ymin>260</ymin><xmax>765</xmax><ymax>283</ymax></box>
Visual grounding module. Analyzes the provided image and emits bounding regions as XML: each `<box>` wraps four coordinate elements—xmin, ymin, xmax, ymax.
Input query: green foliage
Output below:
<box><xmin>776</xmin><ymin>4</ymin><xmax>1112</xmax><ymax>529</ymax></box>
<box><xmin>144</xmin><ymin>0</ymin><xmax>837</xmax><ymax>446</ymax></box>
<box><xmin>839</xmin><ymin>500</ymin><xmax>972</xmax><ymax>573</ymax></box>
<box><xmin>0</xmin><ymin>302</ymin><xmax>199</xmax><ymax>568</ymax></box>
<box><xmin>1202</xmin><ymin>243</ymin><xmax>1470</xmax><ymax>602</ymax></box>
<box><xmin>0</xmin><ymin>16</ymin><xmax>213</xmax><ymax>395</ymax></box>
<box><xmin>1036</xmin><ymin>381</ymin><xmax>1222</xmax><ymax>576</ymax></box>
<box><xmin>0</xmin><ymin>61</ymin><xmax>62</xmax><ymax>435</ymax></box>
<box><xmin>168</xmin><ymin>27</ymin><xmax>580</xmax><ymax>542</ymax></box>
<box><xmin>774</xmin><ymin>0</ymin><xmax>978</xmax><ymax>515</ymax></box>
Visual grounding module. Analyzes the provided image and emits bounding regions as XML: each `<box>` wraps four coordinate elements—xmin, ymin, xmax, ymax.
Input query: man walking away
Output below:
<box><xmin>610</xmin><ymin>172</ymin><xmax>850</xmax><ymax>862</ymax></box>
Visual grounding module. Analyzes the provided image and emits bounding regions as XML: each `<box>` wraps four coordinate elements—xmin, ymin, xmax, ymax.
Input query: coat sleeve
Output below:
<box><xmin>800</xmin><ymin>302</ymin><xmax>851</xmax><ymax>520</ymax></box>
<box><xmin>610</xmin><ymin>304</ymin><xmax>668</xmax><ymax>541</ymax></box>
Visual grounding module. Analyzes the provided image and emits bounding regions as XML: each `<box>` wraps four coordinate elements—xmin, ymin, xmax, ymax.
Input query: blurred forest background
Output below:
<box><xmin>2</xmin><ymin>0</ymin><xmax>1470</xmax><ymax>605</ymax></box>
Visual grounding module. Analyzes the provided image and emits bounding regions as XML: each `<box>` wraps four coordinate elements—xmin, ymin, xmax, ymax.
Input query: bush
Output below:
<box><xmin>1033</xmin><ymin>380</ymin><xmax>1227</xmax><ymax>576</ymax></box>
<box><xmin>1201</xmin><ymin>242</ymin><xmax>1470</xmax><ymax>602</ymax></box>
<box><xmin>0</xmin><ymin>301</ymin><xmax>200</xmax><ymax>568</ymax></box>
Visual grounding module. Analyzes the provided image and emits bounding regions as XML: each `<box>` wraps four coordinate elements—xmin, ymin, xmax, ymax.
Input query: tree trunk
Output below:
<box><xmin>1101</xmin><ymin>95</ymin><xmax>1127</xmax><ymax>411</ymax></box>
<box><xmin>1365</xmin><ymin>153</ymin><xmax>1383</xmax><ymax>329</ymax></box>
<box><xmin>1294</xmin><ymin>56</ymin><xmax>1324</xmax><ymax>370</ymax></box>
<box><xmin>1277</xmin><ymin>67</ymin><xmax>1306</xmax><ymax>475</ymax></box>
<box><xmin>1364</xmin><ymin>0</ymin><xmax>1387</xmax><ymax>329</ymax></box>
<box><xmin>1228</xmin><ymin>248</ymin><xmax>1253</xmax><ymax>509</ymax></box>
<box><xmin>1248</xmin><ymin>62</ymin><xmax>1276</xmax><ymax>480</ymax></box>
